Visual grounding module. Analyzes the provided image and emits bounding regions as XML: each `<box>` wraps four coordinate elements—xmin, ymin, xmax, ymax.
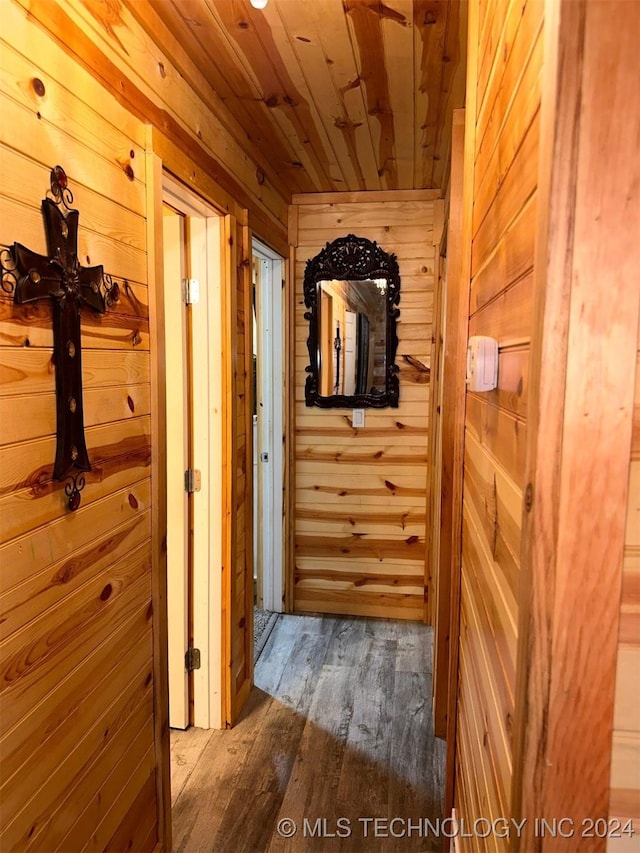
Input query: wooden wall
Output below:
<box><xmin>448</xmin><ymin>1</ymin><xmax>640</xmax><ymax>848</ymax></box>
<box><xmin>15</xmin><ymin>0</ymin><xmax>289</xmax><ymax>257</ymax></box>
<box><xmin>0</xmin><ymin>0</ymin><xmax>285</xmax><ymax>848</ymax></box>
<box><xmin>608</xmin><ymin>324</ymin><xmax>640</xmax><ymax>847</ymax></box>
<box><xmin>453</xmin><ymin>0</ymin><xmax>543</xmax><ymax>844</ymax></box>
<box><xmin>0</xmin><ymin>5</ymin><xmax>158</xmax><ymax>849</ymax></box>
<box><xmin>290</xmin><ymin>190</ymin><xmax>440</xmax><ymax>621</ymax></box>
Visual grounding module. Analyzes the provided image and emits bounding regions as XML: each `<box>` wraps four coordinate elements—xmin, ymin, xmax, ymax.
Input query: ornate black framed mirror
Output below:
<box><xmin>304</xmin><ymin>234</ymin><xmax>401</xmax><ymax>408</ymax></box>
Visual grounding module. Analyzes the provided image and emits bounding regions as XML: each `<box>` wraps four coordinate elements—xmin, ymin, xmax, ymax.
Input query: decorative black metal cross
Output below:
<box><xmin>1</xmin><ymin>166</ymin><xmax>118</xmax><ymax>511</ymax></box>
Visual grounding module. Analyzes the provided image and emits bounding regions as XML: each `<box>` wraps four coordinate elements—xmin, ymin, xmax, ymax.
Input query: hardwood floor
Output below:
<box><xmin>170</xmin><ymin>615</ymin><xmax>445</xmax><ymax>852</ymax></box>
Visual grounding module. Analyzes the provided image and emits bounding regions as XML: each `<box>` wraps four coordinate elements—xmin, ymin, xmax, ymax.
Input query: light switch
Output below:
<box><xmin>352</xmin><ymin>409</ymin><xmax>365</xmax><ymax>428</ymax></box>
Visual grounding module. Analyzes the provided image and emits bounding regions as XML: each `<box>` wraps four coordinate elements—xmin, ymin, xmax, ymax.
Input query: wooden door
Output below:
<box><xmin>162</xmin><ymin>205</ymin><xmax>191</xmax><ymax>729</ymax></box>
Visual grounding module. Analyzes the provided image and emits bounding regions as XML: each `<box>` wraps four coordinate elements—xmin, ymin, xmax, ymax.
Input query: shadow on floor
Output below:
<box><xmin>171</xmin><ymin>614</ymin><xmax>445</xmax><ymax>853</ymax></box>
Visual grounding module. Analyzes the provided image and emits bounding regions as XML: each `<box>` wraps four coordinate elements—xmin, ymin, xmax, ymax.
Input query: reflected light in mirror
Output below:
<box><xmin>317</xmin><ymin>279</ymin><xmax>387</xmax><ymax>398</ymax></box>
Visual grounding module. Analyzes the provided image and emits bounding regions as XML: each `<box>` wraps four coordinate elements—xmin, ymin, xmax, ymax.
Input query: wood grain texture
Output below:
<box><xmin>220</xmin><ymin>215</ymin><xmax>253</xmax><ymax>725</ymax></box>
<box><xmin>447</xmin><ymin>1</ymin><xmax>542</xmax><ymax>847</ymax></box>
<box><xmin>608</xmin><ymin>341</ymin><xmax>640</xmax><ymax>848</ymax></box>
<box><xmin>512</xmin><ymin>2</ymin><xmax>640</xmax><ymax>849</ymax></box>
<box><xmin>140</xmin><ymin>0</ymin><xmax>466</xmax><ymax>195</ymax></box>
<box><xmin>172</xmin><ymin>613</ymin><xmax>445</xmax><ymax>852</ymax></box>
<box><xmin>424</xmin><ymin>208</ymin><xmax>445</xmax><ymax>626</ymax></box>
<box><xmin>433</xmin><ymin>109</ymin><xmax>466</xmax><ymax>743</ymax></box>
<box><xmin>0</xmin><ymin>7</ymin><xmax>161</xmax><ymax>849</ymax></box>
<box><xmin>292</xmin><ymin>192</ymin><xmax>435</xmax><ymax>621</ymax></box>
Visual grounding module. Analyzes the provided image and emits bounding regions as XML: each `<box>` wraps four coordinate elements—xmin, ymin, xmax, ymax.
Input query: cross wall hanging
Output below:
<box><xmin>1</xmin><ymin>166</ymin><xmax>119</xmax><ymax>511</ymax></box>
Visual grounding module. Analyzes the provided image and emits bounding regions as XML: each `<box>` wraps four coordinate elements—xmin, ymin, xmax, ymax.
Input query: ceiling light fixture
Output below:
<box><xmin>250</xmin><ymin>0</ymin><xmax>268</xmax><ymax>8</ymax></box>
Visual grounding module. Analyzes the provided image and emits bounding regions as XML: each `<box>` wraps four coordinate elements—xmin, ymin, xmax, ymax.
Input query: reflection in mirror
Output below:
<box><xmin>304</xmin><ymin>234</ymin><xmax>400</xmax><ymax>408</ymax></box>
<box><xmin>317</xmin><ymin>279</ymin><xmax>387</xmax><ymax>397</ymax></box>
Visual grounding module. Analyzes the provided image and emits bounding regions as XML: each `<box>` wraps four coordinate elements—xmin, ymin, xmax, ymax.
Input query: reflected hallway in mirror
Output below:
<box><xmin>304</xmin><ymin>234</ymin><xmax>400</xmax><ymax>408</ymax></box>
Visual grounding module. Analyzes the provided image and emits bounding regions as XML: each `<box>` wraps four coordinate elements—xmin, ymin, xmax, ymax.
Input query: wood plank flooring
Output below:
<box><xmin>170</xmin><ymin>614</ymin><xmax>445</xmax><ymax>852</ymax></box>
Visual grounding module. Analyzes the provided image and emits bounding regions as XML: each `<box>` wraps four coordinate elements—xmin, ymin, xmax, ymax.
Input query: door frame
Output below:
<box><xmin>161</xmin><ymin>203</ymin><xmax>191</xmax><ymax>730</ymax></box>
<box><xmin>252</xmin><ymin>238</ymin><xmax>285</xmax><ymax>613</ymax></box>
<box><xmin>162</xmin><ymin>174</ymin><xmax>225</xmax><ymax>730</ymax></box>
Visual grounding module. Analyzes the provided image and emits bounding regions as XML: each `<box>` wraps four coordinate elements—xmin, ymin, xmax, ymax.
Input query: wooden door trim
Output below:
<box><xmin>425</xmin><ymin>199</ymin><xmax>446</xmax><ymax>628</ymax></box>
<box><xmin>439</xmin><ymin>1</ymin><xmax>478</xmax><ymax>814</ymax></box>
<box><xmin>242</xmin><ymin>223</ymin><xmax>255</xmax><ymax>697</ymax></box>
<box><xmin>145</xmin><ymin>142</ymin><xmax>171</xmax><ymax>851</ymax></box>
<box><xmin>441</xmin><ymin>101</ymin><xmax>474</xmax><ymax>813</ymax></box>
<box><xmin>220</xmin><ymin>213</ymin><xmax>236</xmax><ymax>727</ymax></box>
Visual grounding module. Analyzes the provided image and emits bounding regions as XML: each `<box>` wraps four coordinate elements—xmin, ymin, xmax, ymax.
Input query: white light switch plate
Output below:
<box><xmin>353</xmin><ymin>409</ymin><xmax>365</xmax><ymax>428</ymax></box>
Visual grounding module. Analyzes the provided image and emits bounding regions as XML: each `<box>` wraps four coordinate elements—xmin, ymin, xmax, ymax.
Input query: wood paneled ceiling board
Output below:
<box><xmin>381</xmin><ymin>0</ymin><xmax>417</xmax><ymax>189</ymax></box>
<box><xmin>271</xmin><ymin>1</ymin><xmax>380</xmax><ymax>191</ymax></box>
<box><xmin>136</xmin><ymin>0</ymin><xmax>309</xmax><ymax>196</ymax></box>
<box><xmin>207</xmin><ymin>0</ymin><xmax>341</xmax><ymax>190</ymax></box>
<box><xmin>133</xmin><ymin>0</ymin><xmax>467</xmax><ymax>195</ymax></box>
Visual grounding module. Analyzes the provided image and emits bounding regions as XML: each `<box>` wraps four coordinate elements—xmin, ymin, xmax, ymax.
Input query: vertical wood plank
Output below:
<box><xmin>433</xmin><ymin>109</ymin><xmax>467</xmax><ymax>742</ymax></box>
<box><xmin>442</xmin><ymin>101</ymin><xmax>473</xmax><ymax>799</ymax></box>
<box><xmin>242</xmin><ymin>220</ymin><xmax>254</xmax><ymax>693</ymax></box>
<box><xmin>425</xmin><ymin>197</ymin><xmax>446</xmax><ymax>626</ymax></box>
<box><xmin>146</xmin><ymin>142</ymin><xmax>171</xmax><ymax>852</ymax></box>
<box><xmin>221</xmin><ymin>213</ymin><xmax>237</xmax><ymax>727</ymax></box>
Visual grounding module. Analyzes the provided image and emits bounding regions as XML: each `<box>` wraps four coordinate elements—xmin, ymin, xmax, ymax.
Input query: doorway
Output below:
<box><xmin>162</xmin><ymin>175</ymin><xmax>224</xmax><ymax>731</ymax></box>
<box><xmin>251</xmin><ymin>239</ymin><xmax>285</xmax><ymax>657</ymax></box>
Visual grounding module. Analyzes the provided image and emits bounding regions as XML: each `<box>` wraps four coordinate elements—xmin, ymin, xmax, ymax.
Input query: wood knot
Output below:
<box><xmin>32</xmin><ymin>77</ymin><xmax>46</xmax><ymax>97</ymax></box>
<box><xmin>525</xmin><ymin>483</ymin><xmax>533</xmax><ymax>512</ymax></box>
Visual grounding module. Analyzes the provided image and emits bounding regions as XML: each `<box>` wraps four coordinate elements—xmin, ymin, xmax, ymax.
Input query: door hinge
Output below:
<box><xmin>185</xmin><ymin>647</ymin><xmax>201</xmax><ymax>671</ymax></box>
<box><xmin>183</xmin><ymin>278</ymin><xmax>200</xmax><ymax>304</ymax></box>
<box><xmin>184</xmin><ymin>468</ymin><xmax>201</xmax><ymax>493</ymax></box>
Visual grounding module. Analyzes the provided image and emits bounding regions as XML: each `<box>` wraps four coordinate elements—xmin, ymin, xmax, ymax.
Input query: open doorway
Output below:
<box><xmin>251</xmin><ymin>239</ymin><xmax>285</xmax><ymax>659</ymax></box>
<box><xmin>162</xmin><ymin>175</ymin><xmax>224</xmax><ymax>731</ymax></box>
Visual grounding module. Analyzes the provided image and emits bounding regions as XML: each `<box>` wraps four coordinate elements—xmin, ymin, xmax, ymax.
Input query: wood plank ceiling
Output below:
<box><xmin>128</xmin><ymin>0</ymin><xmax>467</xmax><ymax>198</ymax></box>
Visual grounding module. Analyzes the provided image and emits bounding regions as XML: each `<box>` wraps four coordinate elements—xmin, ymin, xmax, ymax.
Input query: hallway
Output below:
<box><xmin>170</xmin><ymin>615</ymin><xmax>445</xmax><ymax>852</ymax></box>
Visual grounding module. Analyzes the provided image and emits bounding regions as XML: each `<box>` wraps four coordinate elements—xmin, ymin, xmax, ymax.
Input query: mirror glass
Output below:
<box><xmin>304</xmin><ymin>234</ymin><xmax>400</xmax><ymax>409</ymax></box>
<box><xmin>317</xmin><ymin>278</ymin><xmax>388</xmax><ymax>398</ymax></box>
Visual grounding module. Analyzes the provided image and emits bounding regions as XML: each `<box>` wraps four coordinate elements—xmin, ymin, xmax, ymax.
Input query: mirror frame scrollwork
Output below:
<box><xmin>303</xmin><ymin>233</ymin><xmax>400</xmax><ymax>408</ymax></box>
